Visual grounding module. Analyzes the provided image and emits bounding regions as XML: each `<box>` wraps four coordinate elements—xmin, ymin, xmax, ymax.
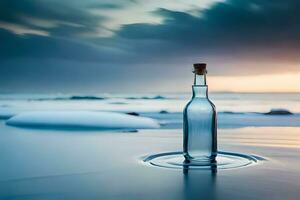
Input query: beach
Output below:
<box><xmin>0</xmin><ymin>93</ymin><xmax>300</xmax><ymax>199</ymax></box>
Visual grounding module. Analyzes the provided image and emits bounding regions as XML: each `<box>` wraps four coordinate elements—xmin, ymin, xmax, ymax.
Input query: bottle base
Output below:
<box><xmin>184</xmin><ymin>153</ymin><xmax>217</xmax><ymax>165</ymax></box>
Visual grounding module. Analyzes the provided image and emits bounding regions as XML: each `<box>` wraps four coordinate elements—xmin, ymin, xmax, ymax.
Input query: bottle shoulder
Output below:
<box><xmin>184</xmin><ymin>97</ymin><xmax>216</xmax><ymax>112</ymax></box>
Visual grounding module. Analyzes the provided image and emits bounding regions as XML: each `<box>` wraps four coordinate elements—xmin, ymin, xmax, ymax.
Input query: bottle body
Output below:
<box><xmin>183</xmin><ymin>67</ymin><xmax>217</xmax><ymax>163</ymax></box>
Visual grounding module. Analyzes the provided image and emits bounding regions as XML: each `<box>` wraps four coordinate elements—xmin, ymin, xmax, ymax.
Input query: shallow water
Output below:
<box><xmin>0</xmin><ymin>120</ymin><xmax>300</xmax><ymax>200</ymax></box>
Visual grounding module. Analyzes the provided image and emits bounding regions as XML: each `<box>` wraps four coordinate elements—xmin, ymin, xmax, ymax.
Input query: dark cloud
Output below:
<box><xmin>0</xmin><ymin>0</ymin><xmax>106</xmax><ymax>37</ymax></box>
<box><xmin>0</xmin><ymin>29</ymin><xmax>128</xmax><ymax>62</ymax></box>
<box><xmin>98</xmin><ymin>0</ymin><xmax>299</xmax><ymax>77</ymax></box>
<box><xmin>118</xmin><ymin>0</ymin><xmax>300</xmax><ymax>59</ymax></box>
<box><xmin>3</xmin><ymin>0</ymin><xmax>300</xmax><ymax>64</ymax></box>
<box><xmin>0</xmin><ymin>0</ymin><xmax>125</xmax><ymax>62</ymax></box>
<box><xmin>0</xmin><ymin>0</ymin><xmax>101</xmax><ymax>24</ymax></box>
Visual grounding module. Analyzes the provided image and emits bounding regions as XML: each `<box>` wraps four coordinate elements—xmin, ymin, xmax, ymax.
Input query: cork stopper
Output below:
<box><xmin>193</xmin><ymin>63</ymin><xmax>207</xmax><ymax>75</ymax></box>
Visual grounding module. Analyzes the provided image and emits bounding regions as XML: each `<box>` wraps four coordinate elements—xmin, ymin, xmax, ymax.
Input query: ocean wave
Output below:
<box><xmin>6</xmin><ymin>111</ymin><xmax>160</xmax><ymax>130</ymax></box>
<box><xmin>29</xmin><ymin>95</ymin><xmax>107</xmax><ymax>101</ymax></box>
<box><xmin>109</xmin><ymin>102</ymin><xmax>128</xmax><ymax>105</ymax></box>
<box><xmin>220</xmin><ymin>109</ymin><xmax>294</xmax><ymax>115</ymax></box>
<box><xmin>139</xmin><ymin>109</ymin><xmax>299</xmax><ymax>129</ymax></box>
<box><xmin>125</xmin><ymin>95</ymin><xmax>166</xmax><ymax>100</ymax></box>
<box><xmin>141</xmin><ymin>110</ymin><xmax>296</xmax><ymax>116</ymax></box>
<box><xmin>28</xmin><ymin>95</ymin><xmax>169</xmax><ymax>101</ymax></box>
<box><xmin>220</xmin><ymin>111</ymin><xmax>246</xmax><ymax>115</ymax></box>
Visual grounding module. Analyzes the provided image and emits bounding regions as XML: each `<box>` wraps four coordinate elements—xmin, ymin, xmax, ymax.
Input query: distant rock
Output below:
<box><xmin>264</xmin><ymin>109</ymin><xmax>293</xmax><ymax>115</ymax></box>
<box><xmin>151</xmin><ymin>95</ymin><xmax>165</xmax><ymax>100</ymax></box>
<box><xmin>126</xmin><ymin>112</ymin><xmax>140</xmax><ymax>116</ymax></box>
<box><xmin>159</xmin><ymin>110</ymin><xmax>169</xmax><ymax>114</ymax></box>
<box><xmin>126</xmin><ymin>95</ymin><xmax>166</xmax><ymax>100</ymax></box>
<box><xmin>69</xmin><ymin>96</ymin><xmax>106</xmax><ymax>100</ymax></box>
<box><xmin>123</xmin><ymin>129</ymin><xmax>138</xmax><ymax>133</ymax></box>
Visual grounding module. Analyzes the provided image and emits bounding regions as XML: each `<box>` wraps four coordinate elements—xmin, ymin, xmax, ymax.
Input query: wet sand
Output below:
<box><xmin>0</xmin><ymin>121</ymin><xmax>300</xmax><ymax>200</ymax></box>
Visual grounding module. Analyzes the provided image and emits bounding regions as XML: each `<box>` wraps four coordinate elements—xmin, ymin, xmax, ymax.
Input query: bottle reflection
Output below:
<box><xmin>182</xmin><ymin>161</ymin><xmax>217</xmax><ymax>200</ymax></box>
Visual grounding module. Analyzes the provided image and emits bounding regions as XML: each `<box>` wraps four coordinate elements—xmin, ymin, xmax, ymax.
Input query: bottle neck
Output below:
<box><xmin>194</xmin><ymin>73</ymin><xmax>206</xmax><ymax>85</ymax></box>
<box><xmin>192</xmin><ymin>73</ymin><xmax>208</xmax><ymax>98</ymax></box>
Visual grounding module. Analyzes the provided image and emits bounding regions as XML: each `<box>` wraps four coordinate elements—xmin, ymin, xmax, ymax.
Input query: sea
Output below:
<box><xmin>1</xmin><ymin>92</ymin><xmax>300</xmax><ymax>199</ymax></box>
<box><xmin>0</xmin><ymin>92</ymin><xmax>299</xmax><ymax>128</ymax></box>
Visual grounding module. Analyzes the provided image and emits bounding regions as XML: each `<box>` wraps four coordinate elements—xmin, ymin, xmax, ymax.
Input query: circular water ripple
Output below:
<box><xmin>143</xmin><ymin>151</ymin><xmax>264</xmax><ymax>170</ymax></box>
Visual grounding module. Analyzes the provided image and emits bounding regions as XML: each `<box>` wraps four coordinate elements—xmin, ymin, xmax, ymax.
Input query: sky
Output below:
<box><xmin>0</xmin><ymin>0</ymin><xmax>300</xmax><ymax>93</ymax></box>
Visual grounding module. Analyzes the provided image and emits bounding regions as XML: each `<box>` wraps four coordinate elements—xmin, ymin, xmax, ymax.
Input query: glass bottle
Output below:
<box><xmin>183</xmin><ymin>63</ymin><xmax>217</xmax><ymax>164</ymax></box>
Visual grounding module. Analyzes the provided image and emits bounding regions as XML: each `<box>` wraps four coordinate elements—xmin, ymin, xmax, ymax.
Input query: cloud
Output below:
<box><xmin>0</xmin><ymin>0</ymin><xmax>300</xmax><ymax>92</ymax></box>
<box><xmin>0</xmin><ymin>0</ymin><xmax>126</xmax><ymax>62</ymax></box>
<box><xmin>118</xmin><ymin>0</ymin><xmax>300</xmax><ymax>56</ymax></box>
<box><xmin>0</xmin><ymin>21</ymin><xmax>49</xmax><ymax>36</ymax></box>
<box><xmin>111</xmin><ymin>0</ymin><xmax>300</xmax><ymax>75</ymax></box>
<box><xmin>0</xmin><ymin>29</ymin><xmax>128</xmax><ymax>62</ymax></box>
<box><xmin>88</xmin><ymin>3</ymin><xmax>124</xmax><ymax>10</ymax></box>
<box><xmin>0</xmin><ymin>0</ymin><xmax>106</xmax><ymax>37</ymax></box>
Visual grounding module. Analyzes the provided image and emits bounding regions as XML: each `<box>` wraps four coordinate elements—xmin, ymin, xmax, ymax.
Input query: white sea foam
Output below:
<box><xmin>6</xmin><ymin>111</ymin><xmax>160</xmax><ymax>130</ymax></box>
<box><xmin>0</xmin><ymin>108</ymin><xmax>20</xmax><ymax>119</ymax></box>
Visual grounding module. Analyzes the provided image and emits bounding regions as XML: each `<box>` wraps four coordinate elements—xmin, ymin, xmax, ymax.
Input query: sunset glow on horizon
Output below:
<box><xmin>209</xmin><ymin>73</ymin><xmax>300</xmax><ymax>93</ymax></box>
